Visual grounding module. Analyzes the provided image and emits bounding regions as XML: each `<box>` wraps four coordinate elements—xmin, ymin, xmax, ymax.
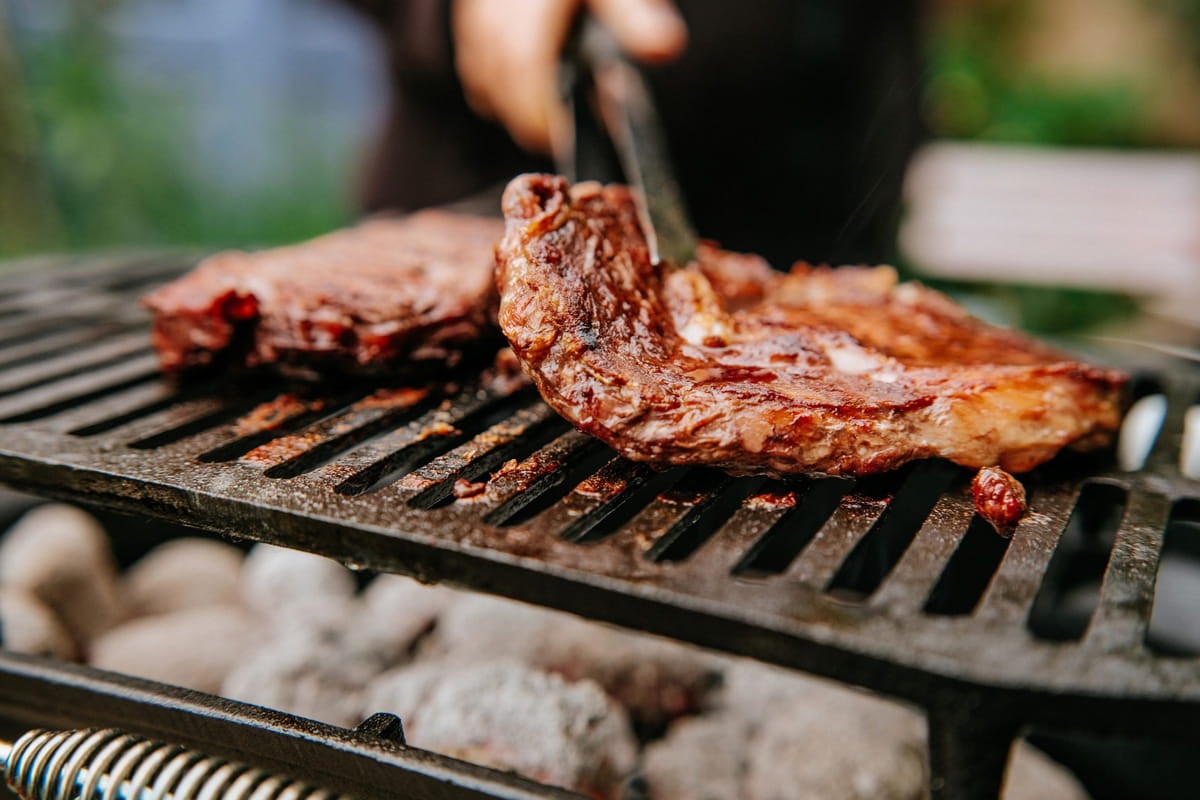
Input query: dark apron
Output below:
<box><xmin>345</xmin><ymin>0</ymin><xmax>923</xmax><ymax>268</ymax></box>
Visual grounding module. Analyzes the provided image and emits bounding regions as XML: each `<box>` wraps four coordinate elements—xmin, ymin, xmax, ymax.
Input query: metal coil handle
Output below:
<box><xmin>2</xmin><ymin>727</ymin><xmax>356</xmax><ymax>800</ymax></box>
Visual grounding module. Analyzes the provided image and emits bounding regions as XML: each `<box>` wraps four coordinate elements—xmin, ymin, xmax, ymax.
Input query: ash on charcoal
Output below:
<box><xmin>705</xmin><ymin>658</ymin><xmax>1088</xmax><ymax>800</ymax></box>
<box><xmin>222</xmin><ymin>625</ymin><xmax>381</xmax><ymax>728</ymax></box>
<box><xmin>122</xmin><ymin>538</ymin><xmax>244</xmax><ymax>618</ymax></box>
<box><xmin>0</xmin><ymin>587</ymin><xmax>77</xmax><ymax>660</ymax></box>
<box><xmin>713</xmin><ymin>658</ymin><xmax>832</xmax><ymax>718</ymax></box>
<box><xmin>365</xmin><ymin>660</ymin><xmax>637</xmax><ymax>799</ymax></box>
<box><xmin>746</xmin><ymin>688</ymin><xmax>928</xmax><ymax>800</ymax></box>
<box><xmin>642</xmin><ymin>712</ymin><xmax>751</xmax><ymax>800</ymax></box>
<box><xmin>361</xmin><ymin>660</ymin><xmax>446</xmax><ymax>715</ymax></box>
<box><xmin>529</xmin><ymin>622</ymin><xmax>721</xmax><ymax>736</ymax></box>
<box><xmin>347</xmin><ymin>575</ymin><xmax>458</xmax><ymax>667</ymax></box>
<box><xmin>429</xmin><ymin>593</ymin><xmax>721</xmax><ymax>734</ymax></box>
<box><xmin>241</xmin><ymin>543</ymin><xmax>356</xmax><ymax>624</ymax></box>
<box><xmin>90</xmin><ymin>605</ymin><xmax>260</xmax><ymax>694</ymax></box>
<box><xmin>0</xmin><ymin>504</ymin><xmax>121</xmax><ymax>652</ymax></box>
<box><xmin>423</xmin><ymin>592</ymin><xmax>553</xmax><ymax>660</ymax></box>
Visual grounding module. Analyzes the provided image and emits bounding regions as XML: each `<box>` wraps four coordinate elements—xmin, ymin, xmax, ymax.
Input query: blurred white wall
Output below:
<box><xmin>902</xmin><ymin>142</ymin><xmax>1200</xmax><ymax>300</ymax></box>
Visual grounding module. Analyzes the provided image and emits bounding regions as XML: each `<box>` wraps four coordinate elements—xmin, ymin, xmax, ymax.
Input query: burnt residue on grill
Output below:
<box><xmin>400</xmin><ymin>404</ymin><xmax>568</xmax><ymax>503</ymax></box>
<box><xmin>453</xmin><ymin>478</ymin><xmax>489</xmax><ymax>501</ymax></box>
<box><xmin>232</xmin><ymin>394</ymin><xmax>322</xmax><ymax>437</ymax></box>
<box><xmin>358</xmin><ymin>386</ymin><xmax>435</xmax><ymax>411</ymax></box>
<box><xmin>240</xmin><ymin>387</ymin><xmax>433</xmax><ymax>469</ymax></box>
<box><xmin>744</xmin><ymin>488</ymin><xmax>799</xmax><ymax>511</ymax></box>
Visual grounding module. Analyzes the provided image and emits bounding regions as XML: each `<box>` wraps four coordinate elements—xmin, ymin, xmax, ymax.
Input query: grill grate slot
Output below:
<box><xmin>0</xmin><ymin>323</ymin><xmax>144</xmax><ymax>372</ymax></box>
<box><xmin>923</xmin><ymin>514</ymin><xmax>1015</xmax><ymax>617</ymax></box>
<box><xmin>482</xmin><ymin>433</ymin><xmax>614</xmax><ymax>526</ymax></box>
<box><xmin>644</xmin><ymin>473</ymin><xmax>768</xmax><ymax>562</ymax></box>
<box><xmin>0</xmin><ymin>354</ymin><xmax>160</xmax><ymax>423</ymax></box>
<box><xmin>0</xmin><ymin>286</ymin><xmax>86</xmax><ymax>317</ymax></box>
<box><xmin>558</xmin><ymin>460</ymin><xmax>684</xmax><ymax>543</ymax></box>
<box><xmin>405</xmin><ymin>404</ymin><xmax>571</xmax><ymax>509</ymax></box>
<box><xmin>0</xmin><ymin>332</ymin><xmax>152</xmax><ymax>398</ymax></box>
<box><xmin>127</xmin><ymin>391</ymin><xmax>284</xmax><ymax>450</ymax></box>
<box><xmin>1148</xmin><ymin>498</ymin><xmax>1200</xmax><ymax>655</ymax></box>
<box><xmin>870</xmin><ymin>491</ymin><xmax>980</xmax><ymax>614</ymax></box>
<box><xmin>1146</xmin><ymin>379</ymin><xmax>1200</xmax><ymax>471</ymax></box>
<box><xmin>199</xmin><ymin>393</ymin><xmax>367</xmax><ymax>463</ymax></box>
<box><xmin>1028</xmin><ymin>482</ymin><xmax>1128</xmax><ymax>643</ymax></box>
<box><xmin>590</xmin><ymin>471</ymin><xmax>721</xmax><ymax>560</ymax></box>
<box><xmin>1185</xmin><ymin>404</ymin><xmax>1200</xmax><ymax>478</ymax></box>
<box><xmin>0</xmin><ymin>307</ymin><xmax>29</xmax><ymax>322</ymax></box>
<box><xmin>67</xmin><ymin>383</ymin><xmax>216</xmax><ymax>437</ymax></box>
<box><xmin>328</xmin><ymin>387</ymin><xmax>536</xmax><ymax>495</ymax></box>
<box><xmin>975</xmin><ymin>484</ymin><xmax>1081</xmax><ymax>625</ymax></box>
<box><xmin>0</xmin><ymin>315</ymin><xmax>116</xmax><ymax>350</ymax></box>
<box><xmin>0</xmin><ymin>252</ymin><xmax>185</xmax><ymax>292</ymax></box>
<box><xmin>826</xmin><ymin>460</ymin><xmax>961</xmax><ymax>599</ymax></box>
<box><xmin>1084</xmin><ymin>490</ymin><xmax>1171</xmax><ymax>652</ymax></box>
<box><xmin>785</xmin><ymin>488</ymin><xmax>891</xmax><ymax>590</ymax></box>
<box><xmin>1117</xmin><ymin>378</ymin><xmax>1168</xmax><ymax>471</ymax></box>
<box><xmin>733</xmin><ymin>478</ymin><xmax>849</xmax><ymax>576</ymax></box>
<box><xmin>680</xmin><ymin>482</ymin><xmax>802</xmax><ymax>574</ymax></box>
<box><xmin>0</xmin><ymin>292</ymin><xmax>142</xmax><ymax>325</ymax></box>
<box><xmin>258</xmin><ymin>388</ymin><xmax>438</xmax><ymax>478</ymax></box>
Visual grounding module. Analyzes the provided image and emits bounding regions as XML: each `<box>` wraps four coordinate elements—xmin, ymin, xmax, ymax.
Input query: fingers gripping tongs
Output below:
<box><xmin>557</xmin><ymin>18</ymin><xmax>698</xmax><ymax>267</ymax></box>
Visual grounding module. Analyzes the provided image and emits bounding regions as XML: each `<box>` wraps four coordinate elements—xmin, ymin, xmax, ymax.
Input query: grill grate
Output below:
<box><xmin>0</xmin><ymin>253</ymin><xmax>1198</xmax><ymax>799</ymax></box>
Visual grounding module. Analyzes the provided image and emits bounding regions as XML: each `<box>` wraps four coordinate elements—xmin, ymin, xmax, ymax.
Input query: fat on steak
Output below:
<box><xmin>495</xmin><ymin>174</ymin><xmax>1127</xmax><ymax>478</ymax></box>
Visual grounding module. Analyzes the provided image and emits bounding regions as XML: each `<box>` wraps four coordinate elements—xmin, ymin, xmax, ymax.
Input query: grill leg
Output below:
<box><xmin>928</xmin><ymin>700</ymin><xmax>1017</xmax><ymax>800</ymax></box>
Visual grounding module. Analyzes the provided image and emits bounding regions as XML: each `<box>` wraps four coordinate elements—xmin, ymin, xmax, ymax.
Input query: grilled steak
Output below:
<box><xmin>144</xmin><ymin>211</ymin><xmax>504</xmax><ymax>376</ymax></box>
<box><xmin>496</xmin><ymin>174</ymin><xmax>1127</xmax><ymax>477</ymax></box>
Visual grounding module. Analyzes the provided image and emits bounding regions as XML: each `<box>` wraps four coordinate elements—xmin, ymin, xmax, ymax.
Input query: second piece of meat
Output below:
<box><xmin>144</xmin><ymin>211</ymin><xmax>504</xmax><ymax>376</ymax></box>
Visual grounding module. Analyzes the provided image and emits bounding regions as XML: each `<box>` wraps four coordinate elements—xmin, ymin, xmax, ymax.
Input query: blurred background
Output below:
<box><xmin>0</xmin><ymin>0</ymin><xmax>383</xmax><ymax>255</ymax></box>
<box><xmin>0</xmin><ymin>0</ymin><xmax>1197</xmax><ymax>334</ymax></box>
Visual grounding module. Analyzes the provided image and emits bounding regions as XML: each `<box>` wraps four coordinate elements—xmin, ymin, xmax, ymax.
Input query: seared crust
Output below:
<box><xmin>144</xmin><ymin>211</ymin><xmax>503</xmax><ymax>375</ymax></box>
<box><xmin>496</xmin><ymin>174</ymin><xmax>1128</xmax><ymax>477</ymax></box>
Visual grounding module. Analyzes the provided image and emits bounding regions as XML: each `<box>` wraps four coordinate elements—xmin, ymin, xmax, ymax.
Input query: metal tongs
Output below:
<box><xmin>556</xmin><ymin>18</ymin><xmax>699</xmax><ymax>267</ymax></box>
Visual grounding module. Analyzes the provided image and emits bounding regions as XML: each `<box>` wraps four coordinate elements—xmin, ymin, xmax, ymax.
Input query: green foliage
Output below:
<box><xmin>924</xmin><ymin>5</ymin><xmax>1148</xmax><ymax>147</ymax></box>
<box><xmin>5</xmin><ymin>12</ymin><xmax>351</xmax><ymax>259</ymax></box>
<box><xmin>1001</xmin><ymin>285</ymin><xmax>1140</xmax><ymax>334</ymax></box>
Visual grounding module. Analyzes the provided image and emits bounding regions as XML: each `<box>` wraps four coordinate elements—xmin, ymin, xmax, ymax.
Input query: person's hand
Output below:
<box><xmin>452</xmin><ymin>0</ymin><xmax>686</xmax><ymax>154</ymax></box>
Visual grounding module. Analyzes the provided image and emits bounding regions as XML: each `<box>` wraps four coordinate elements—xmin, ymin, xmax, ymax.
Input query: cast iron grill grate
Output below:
<box><xmin>0</xmin><ymin>253</ymin><xmax>1197</xmax><ymax>799</ymax></box>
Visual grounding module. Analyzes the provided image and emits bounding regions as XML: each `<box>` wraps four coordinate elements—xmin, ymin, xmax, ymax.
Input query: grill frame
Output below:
<box><xmin>0</xmin><ymin>252</ymin><xmax>1198</xmax><ymax>799</ymax></box>
<box><xmin>0</xmin><ymin>650</ymin><xmax>577</xmax><ymax>800</ymax></box>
